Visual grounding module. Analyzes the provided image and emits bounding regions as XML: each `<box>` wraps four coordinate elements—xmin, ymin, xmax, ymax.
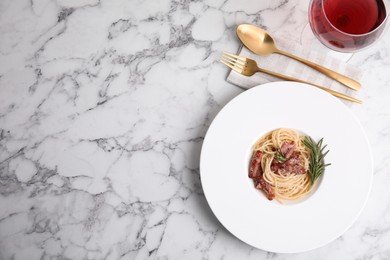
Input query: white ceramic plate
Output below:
<box><xmin>200</xmin><ymin>82</ymin><xmax>373</xmax><ymax>253</ymax></box>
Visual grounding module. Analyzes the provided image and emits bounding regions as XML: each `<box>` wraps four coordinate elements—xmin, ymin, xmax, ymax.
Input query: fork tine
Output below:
<box><xmin>220</xmin><ymin>56</ymin><xmax>245</xmax><ymax>72</ymax></box>
<box><xmin>221</xmin><ymin>54</ymin><xmax>246</xmax><ymax>66</ymax></box>
<box><xmin>223</xmin><ymin>52</ymin><xmax>246</xmax><ymax>61</ymax></box>
<box><xmin>220</xmin><ymin>59</ymin><xmax>243</xmax><ymax>74</ymax></box>
<box><xmin>220</xmin><ymin>55</ymin><xmax>245</xmax><ymax>69</ymax></box>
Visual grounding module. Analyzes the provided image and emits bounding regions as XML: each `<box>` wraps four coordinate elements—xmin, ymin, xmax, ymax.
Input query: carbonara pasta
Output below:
<box><xmin>248</xmin><ymin>128</ymin><xmax>314</xmax><ymax>203</ymax></box>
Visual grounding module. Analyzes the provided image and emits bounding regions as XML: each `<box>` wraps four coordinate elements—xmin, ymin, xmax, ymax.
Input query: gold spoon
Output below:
<box><xmin>236</xmin><ymin>24</ymin><xmax>361</xmax><ymax>91</ymax></box>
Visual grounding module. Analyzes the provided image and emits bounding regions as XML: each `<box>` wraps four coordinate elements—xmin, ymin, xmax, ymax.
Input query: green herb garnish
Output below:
<box><xmin>302</xmin><ymin>136</ymin><xmax>331</xmax><ymax>185</ymax></box>
<box><xmin>275</xmin><ymin>151</ymin><xmax>286</xmax><ymax>163</ymax></box>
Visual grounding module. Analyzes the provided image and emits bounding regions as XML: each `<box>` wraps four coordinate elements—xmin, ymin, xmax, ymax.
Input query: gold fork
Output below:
<box><xmin>221</xmin><ymin>52</ymin><xmax>362</xmax><ymax>104</ymax></box>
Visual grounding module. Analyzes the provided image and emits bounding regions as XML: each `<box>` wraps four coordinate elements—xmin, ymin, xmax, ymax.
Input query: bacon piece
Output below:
<box><xmin>249</xmin><ymin>151</ymin><xmax>275</xmax><ymax>200</ymax></box>
<box><xmin>271</xmin><ymin>151</ymin><xmax>306</xmax><ymax>175</ymax></box>
<box><xmin>280</xmin><ymin>141</ymin><xmax>295</xmax><ymax>159</ymax></box>
<box><xmin>255</xmin><ymin>175</ymin><xmax>275</xmax><ymax>200</ymax></box>
<box><xmin>248</xmin><ymin>150</ymin><xmax>262</xmax><ymax>178</ymax></box>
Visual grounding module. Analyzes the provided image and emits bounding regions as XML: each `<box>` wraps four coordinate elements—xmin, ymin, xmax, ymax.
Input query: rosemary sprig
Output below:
<box><xmin>302</xmin><ymin>136</ymin><xmax>331</xmax><ymax>185</ymax></box>
<box><xmin>275</xmin><ymin>151</ymin><xmax>286</xmax><ymax>163</ymax></box>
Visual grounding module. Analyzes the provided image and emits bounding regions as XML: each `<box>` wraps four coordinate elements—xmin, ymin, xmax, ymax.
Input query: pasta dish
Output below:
<box><xmin>248</xmin><ymin>128</ymin><xmax>330</xmax><ymax>203</ymax></box>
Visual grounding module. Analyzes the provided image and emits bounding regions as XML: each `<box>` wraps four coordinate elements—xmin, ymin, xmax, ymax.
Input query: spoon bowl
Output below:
<box><xmin>236</xmin><ymin>24</ymin><xmax>278</xmax><ymax>55</ymax></box>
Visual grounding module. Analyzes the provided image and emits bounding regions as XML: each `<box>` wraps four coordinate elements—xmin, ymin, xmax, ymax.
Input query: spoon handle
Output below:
<box><xmin>256</xmin><ymin>67</ymin><xmax>362</xmax><ymax>104</ymax></box>
<box><xmin>276</xmin><ymin>49</ymin><xmax>361</xmax><ymax>91</ymax></box>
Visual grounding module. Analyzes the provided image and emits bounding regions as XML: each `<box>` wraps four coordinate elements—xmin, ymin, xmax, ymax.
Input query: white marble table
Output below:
<box><xmin>1</xmin><ymin>0</ymin><xmax>390</xmax><ymax>259</ymax></box>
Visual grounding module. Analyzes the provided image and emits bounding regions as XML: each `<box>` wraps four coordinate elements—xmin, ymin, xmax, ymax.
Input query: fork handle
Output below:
<box><xmin>276</xmin><ymin>49</ymin><xmax>361</xmax><ymax>91</ymax></box>
<box><xmin>257</xmin><ymin>68</ymin><xmax>362</xmax><ymax>104</ymax></box>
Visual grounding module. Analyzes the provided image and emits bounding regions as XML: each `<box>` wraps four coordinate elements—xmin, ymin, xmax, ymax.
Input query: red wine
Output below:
<box><xmin>309</xmin><ymin>0</ymin><xmax>387</xmax><ymax>52</ymax></box>
<box><xmin>324</xmin><ymin>0</ymin><xmax>384</xmax><ymax>34</ymax></box>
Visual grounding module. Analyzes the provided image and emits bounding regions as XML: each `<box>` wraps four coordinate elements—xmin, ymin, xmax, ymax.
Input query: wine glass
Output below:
<box><xmin>308</xmin><ymin>0</ymin><xmax>388</xmax><ymax>53</ymax></box>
